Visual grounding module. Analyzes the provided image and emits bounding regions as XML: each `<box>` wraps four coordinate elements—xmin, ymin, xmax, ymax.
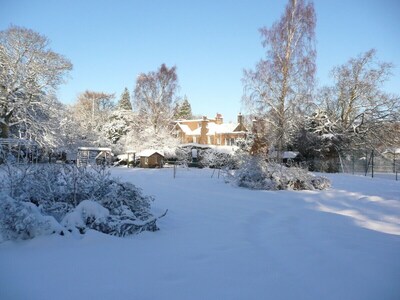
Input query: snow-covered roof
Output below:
<box><xmin>188</xmin><ymin>122</ymin><xmax>242</xmax><ymax>136</ymax></box>
<box><xmin>179</xmin><ymin>144</ymin><xmax>238</xmax><ymax>154</ymax></box>
<box><xmin>78</xmin><ymin>147</ymin><xmax>112</xmax><ymax>152</ymax></box>
<box><xmin>175</xmin><ymin>118</ymin><xmax>205</xmax><ymax>122</ymax></box>
<box><xmin>179</xmin><ymin>143</ymin><xmax>211</xmax><ymax>149</ymax></box>
<box><xmin>137</xmin><ymin>150</ymin><xmax>165</xmax><ymax>157</ymax></box>
<box><xmin>383</xmin><ymin>148</ymin><xmax>400</xmax><ymax>155</ymax></box>
<box><xmin>208</xmin><ymin>122</ymin><xmax>240</xmax><ymax>135</ymax></box>
<box><xmin>176</xmin><ymin>123</ymin><xmax>193</xmax><ymax>135</ymax></box>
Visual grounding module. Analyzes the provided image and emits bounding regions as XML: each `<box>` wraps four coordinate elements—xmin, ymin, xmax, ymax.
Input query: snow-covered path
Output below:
<box><xmin>1</xmin><ymin>168</ymin><xmax>399</xmax><ymax>300</ymax></box>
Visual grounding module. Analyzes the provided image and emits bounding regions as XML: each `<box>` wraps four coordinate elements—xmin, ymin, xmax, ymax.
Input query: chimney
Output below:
<box><xmin>215</xmin><ymin>113</ymin><xmax>223</xmax><ymax>125</ymax></box>
<box><xmin>237</xmin><ymin>113</ymin><xmax>243</xmax><ymax>125</ymax></box>
<box><xmin>199</xmin><ymin>116</ymin><xmax>208</xmax><ymax>144</ymax></box>
<box><xmin>252</xmin><ymin>117</ymin><xmax>258</xmax><ymax>133</ymax></box>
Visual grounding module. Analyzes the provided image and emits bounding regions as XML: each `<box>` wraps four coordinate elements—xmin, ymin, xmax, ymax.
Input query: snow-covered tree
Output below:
<box><xmin>318</xmin><ymin>49</ymin><xmax>400</xmax><ymax>150</ymax></box>
<box><xmin>118</xmin><ymin>87</ymin><xmax>132</xmax><ymax>111</ymax></box>
<box><xmin>125</xmin><ymin>126</ymin><xmax>179</xmax><ymax>154</ymax></box>
<box><xmin>134</xmin><ymin>64</ymin><xmax>179</xmax><ymax>134</ymax></box>
<box><xmin>69</xmin><ymin>91</ymin><xmax>115</xmax><ymax>148</ymax></box>
<box><xmin>102</xmin><ymin>110</ymin><xmax>136</xmax><ymax>145</ymax></box>
<box><xmin>242</xmin><ymin>0</ymin><xmax>316</xmax><ymax>159</ymax></box>
<box><xmin>0</xmin><ymin>26</ymin><xmax>72</xmax><ymax>145</ymax></box>
<box><xmin>72</xmin><ymin>90</ymin><xmax>115</xmax><ymax>132</ymax></box>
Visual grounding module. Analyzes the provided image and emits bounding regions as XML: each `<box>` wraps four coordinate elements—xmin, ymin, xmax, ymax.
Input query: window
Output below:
<box><xmin>145</xmin><ymin>157</ymin><xmax>148</xmax><ymax>165</ymax></box>
<box><xmin>226</xmin><ymin>138</ymin><xmax>236</xmax><ymax>146</ymax></box>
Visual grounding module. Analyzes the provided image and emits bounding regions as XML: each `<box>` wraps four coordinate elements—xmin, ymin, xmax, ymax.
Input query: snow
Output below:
<box><xmin>78</xmin><ymin>147</ymin><xmax>112</xmax><ymax>152</ymax></box>
<box><xmin>270</xmin><ymin>150</ymin><xmax>300</xmax><ymax>159</ymax></box>
<box><xmin>190</xmin><ymin>122</ymin><xmax>241</xmax><ymax>136</ymax></box>
<box><xmin>176</xmin><ymin>123</ymin><xmax>193</xmax><ymax>135</ymax></box>
<box><xmin>1</xmin><ymin>168</ymin><xmax>399</xmax><ymax>300</ymax></box>
<box><xmin>137</xmin><ymin>149</ymin><xmax>164</xmax><ymax>157</ymax></box>
<box><xmin>62</xmin><ymin>200</ymin><xmax>110</xmax><ymax>229</ymax></box>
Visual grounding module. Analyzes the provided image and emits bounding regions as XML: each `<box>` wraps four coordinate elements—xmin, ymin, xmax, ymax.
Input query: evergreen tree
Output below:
<box><xmin>118</xmin><ymin>88</ymin><xmax>132</xmax><ymax>111</ymax></box>
<box><xmin>174</xmin><ymin>96</ymin><xmax>193</xmax><ymax>119</ymax></box>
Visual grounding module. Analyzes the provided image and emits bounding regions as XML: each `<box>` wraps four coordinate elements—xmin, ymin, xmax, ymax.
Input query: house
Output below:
<box><xmin>173</xmin><ymin>113</ymin><xmax>247</xmax><ymax>146</ymax></box>
<box><xmin>138</xmin><ymin>150</ymin><xmax>164</xmax><ymax>168</ymax></box>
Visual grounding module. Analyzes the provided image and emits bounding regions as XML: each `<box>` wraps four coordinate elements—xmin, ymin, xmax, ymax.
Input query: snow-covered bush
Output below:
<box><xmin>201</xmin><ymin>148</ymin><xmax>236</xmax><ymax>168</ymax></box>
<box><xmin>227</xmin><ymin>155</ymin><xmax>330</xmax><ymax>190</ymax></box>
<box><xmin>0</xmin><ymin>163</ymin><xmax>164</xmax><ymax>240</ymax></box>
<box><xmin>62</xmin><ymin>200</ymin><xmax>163</xmax><ymax>236</ymax></box>
<box><xmin>0</xmin><ymin>193</ymin><xmax>64</xmax><ymax>240</ymax></box>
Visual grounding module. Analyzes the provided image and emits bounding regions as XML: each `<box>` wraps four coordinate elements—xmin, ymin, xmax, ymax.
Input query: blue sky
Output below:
<box><xmin>1</xmin><ymin>0</ymin><xmax>399</xmax><ymax>122</ymax></box>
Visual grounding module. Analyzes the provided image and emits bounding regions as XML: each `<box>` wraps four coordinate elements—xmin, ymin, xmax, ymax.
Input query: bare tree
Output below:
<box><xmin>320</xmin><ymin>49</ymin><xmax>400</xmax><ymax>150</ymax></box>
<box><xmin>134</xmin><ymin>64</ymin><xmax>179</xmax><ymax>134</ymax></box>
<box><xmin>242</xmin><ymin>0</ymin><xmax>316</xmax><ymax>158</ymax></box>
<box><xmin>0</xmin><ymin>26</ymin><xmax>72</xmax><ymax>144</ymax></box>
<box><xmin>72</xmin><ymin>90</ymin><xmax>115</xmax><ymax>132</ymax></box>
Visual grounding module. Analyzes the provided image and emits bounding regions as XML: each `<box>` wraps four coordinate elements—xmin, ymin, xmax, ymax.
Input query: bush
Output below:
<box><xmin>0</xmin><ymin>163</ymin><xmax>164</xmax><ymax>241</ymax></box>
<box><xmin>227</xmin><ymin>155</ymin><xmax>330</xmax><ymax>190</ymax></box>
<box><xmin>0</xmin><ymin>193</ymin><xmax>64</xmax><ymax>240</ymax></box>
<box><xmin>200</xmin><ymin>148</ymin><xmax>237</xmax><ymax>169</ymax></box>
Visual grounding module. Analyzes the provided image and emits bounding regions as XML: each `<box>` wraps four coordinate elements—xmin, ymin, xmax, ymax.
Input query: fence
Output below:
<box><xmin>0</xmin><ymin>138</ymin><xmax>39</xmax><ymax>164</ymax></box>
<box><xmin>338</xmin><ymin>149</ymin><xmax>399</xmax><ymax>180</ymax></box>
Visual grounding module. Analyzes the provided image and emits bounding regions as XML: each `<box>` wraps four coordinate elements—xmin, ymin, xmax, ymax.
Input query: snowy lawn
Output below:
<box><xmin>1</xmin><ymin>167</ymin><xmax>399</xmax><ymax>300</ymax></box>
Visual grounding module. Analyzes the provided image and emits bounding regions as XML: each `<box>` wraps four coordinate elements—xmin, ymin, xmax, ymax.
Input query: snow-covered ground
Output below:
<box><xmin>1</xmin><ymin>167</ymin><xmax>399</xmax><ymax>300</ymax></box>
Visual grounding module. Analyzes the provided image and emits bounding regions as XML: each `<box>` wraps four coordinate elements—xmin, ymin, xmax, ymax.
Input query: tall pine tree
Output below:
<box><xmin>118</xmin><ymin>87</ymin><xmax>132</xmax><ymax>110</ymax></box>
<box><xmin>174</xmin><ymin>96</ymin><xmax>193</xmax><ymax>119</ymax></box>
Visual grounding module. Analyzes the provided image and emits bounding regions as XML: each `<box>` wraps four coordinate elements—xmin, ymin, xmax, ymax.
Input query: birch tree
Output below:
<box><xmin>0</xmin><ymin>26</ymin><xmax>72</xmax><ymax>143</ymax></box>
<box><xmin>134</xmin><ymin>64</ymin><xmax>179</xmax><ymax>134</ymax></box>
<box><xmin>242</xmin><ymin>0</ymin><xmax>316</xmax><ymax>158</ymax></box>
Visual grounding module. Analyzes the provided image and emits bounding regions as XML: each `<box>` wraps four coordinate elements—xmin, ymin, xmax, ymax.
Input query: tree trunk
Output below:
<box><xmin>0</xmin><ymin>123</ymin><xmax>10</xmax><ymax>138</ymax></box>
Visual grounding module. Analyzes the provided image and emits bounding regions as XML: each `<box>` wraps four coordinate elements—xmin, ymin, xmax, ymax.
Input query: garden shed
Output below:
<box><xmin>77</xmin><ymin>147</ymin><xmax>113</xmax><ymax>167</ymax></box>
<box><xmin>138</xmin><ymin>150</ymin><xmax>164</xmax><ymax>168</ymax></box>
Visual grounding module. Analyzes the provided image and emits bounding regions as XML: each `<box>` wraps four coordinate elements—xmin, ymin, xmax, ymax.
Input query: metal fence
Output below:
<box><xmin>338</xmin><ymin>150</ymin><xmax>399</xmax><ymax>180</ymax></box>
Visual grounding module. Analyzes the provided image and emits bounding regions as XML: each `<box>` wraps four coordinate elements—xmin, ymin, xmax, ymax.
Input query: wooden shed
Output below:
<box><xmin>77</xmin><ymin>147</ymin><xmax>113</xmax><ymax>167</ymax></box>
<box><xmin>138</xmin><ymin>150</ymin><xmax>165</xmax><ymax>168</ymax></box>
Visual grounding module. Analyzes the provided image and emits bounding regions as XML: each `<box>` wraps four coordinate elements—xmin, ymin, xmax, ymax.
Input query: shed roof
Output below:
<box><xmin>138</xmin><ymin>150</ymin><xmax>165</xmax><ymax>157</ymax></box>
<box><xmin>78</xmin><ymin>147</ymin><xmax>112</xmax><ymax>152</ymax></box>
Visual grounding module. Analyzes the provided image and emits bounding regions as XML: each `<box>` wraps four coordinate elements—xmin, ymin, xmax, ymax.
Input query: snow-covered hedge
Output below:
<box><xmin>227</xmin><ymin>156</ymin><xmax>330</xmax><ymax>190</ymax></box>
<box><xmin>0</xmin><ymin>164</ymin><xmax>164</xmax><ymax>241</ymax></box>
<box><xmin>200</xmin><ymin>148</ymin><xmax>237</xmax><ymax>168</ymax></box>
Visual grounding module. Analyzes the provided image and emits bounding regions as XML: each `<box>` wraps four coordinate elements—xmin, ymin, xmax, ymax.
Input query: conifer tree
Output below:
<box><xmin>174</xmin><ymin>96</ymin><xmax>193</xmax><ymax>119</ymax></box>
<box><xmin>118</xmin><ymin>87</ymin><xmax>132</xmax><ymax>111</ymax></box>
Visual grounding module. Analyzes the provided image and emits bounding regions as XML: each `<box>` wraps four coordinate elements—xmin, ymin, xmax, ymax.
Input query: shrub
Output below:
<box><xmin>0</xmin><ymin>163</ymin><xmax>164</xmax><ymax>241</ymax></box>
<box><xmin>0</xmin><ymin>193</ymin><xmax>64</xmax><ymax>240</ymax></box>
<box><xmin>227</xmin><ymin>155</ymin><xmax>330</xmax><ymax>190</ymax></box>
